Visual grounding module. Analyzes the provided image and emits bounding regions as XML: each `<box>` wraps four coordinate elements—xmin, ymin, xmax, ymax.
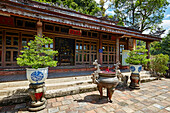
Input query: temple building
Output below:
<box><xmin>0</xmin><ymin>0</ymin><xmax>161</xmax><ymax>74</ymax></box>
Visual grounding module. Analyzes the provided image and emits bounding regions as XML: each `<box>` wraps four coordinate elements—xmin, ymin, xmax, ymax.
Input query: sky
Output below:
<box><xmin>95</xmin><ymin>0</ymin><xmax>170</xmax><ymax>37</ymax></box>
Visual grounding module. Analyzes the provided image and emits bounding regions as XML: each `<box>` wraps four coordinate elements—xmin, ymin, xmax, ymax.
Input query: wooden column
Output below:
<box><xmin>126</xmin><ymin>38</ymin><xmax>129</xmax><ymax>50</ymax></box>
<box><xmin>18</xmin><ymin>32</ymin><xmax>22</xmax><ymax>55</ymax></box>
<box><xmin>99</xmin><ymin>34</ymin><xmax>103</xmax><ymax>64</ymax></box>
<box><xmin>146</xmin><ymin>41</ymin><xmax>151</xmax><ymax>69</ymax></box>
<box><xmin>37</xmin><ymin>19</ymin><xmax>43</xmax><ymax>37</ymax></box>
<box><xmin>2</xmin><ymin>30</ymin><xmax>5</xmax><ymax>67</ymax></box>
<box><xmin>146</xmin><ymin>41</ymin><xmax>151</xmax><ymax>59</ymax></box>
<box><xmin>116</xmin><ymin>37</ymin><xmax>120</xmax><ymax>62</ymax></box>
<box><xmin>133</xmin><ymin>39</ymin><xmax>136</xmax><ymax>50</ymax></box>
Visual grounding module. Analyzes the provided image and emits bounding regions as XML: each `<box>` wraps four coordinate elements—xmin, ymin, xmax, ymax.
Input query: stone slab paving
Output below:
<box><xmin>0</xmin><ymin>79</ymin><xmax>170</xmax><ymax>113</ymax></box>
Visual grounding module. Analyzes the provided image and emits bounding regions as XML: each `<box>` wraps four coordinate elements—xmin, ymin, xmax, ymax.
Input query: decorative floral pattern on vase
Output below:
<box><xmin>130</xmin><ymin>66</ymin><xmax>135</xmax><ymax>73</ymax></box>
<box><xmin>138</xmin><ymin>66</ymin><xmax>142</xmax><ymax>73</ymax></box>
<box><xmin>31</xmin><ymin>71</ymin><xmax>44</xmax><ymax>83</ymax></box>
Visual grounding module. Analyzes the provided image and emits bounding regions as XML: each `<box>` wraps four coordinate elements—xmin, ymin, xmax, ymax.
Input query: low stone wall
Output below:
<box><xmin>0</xmin><ymin>67</ymin><xmax>95</xmax><ymax>76</ymax></box>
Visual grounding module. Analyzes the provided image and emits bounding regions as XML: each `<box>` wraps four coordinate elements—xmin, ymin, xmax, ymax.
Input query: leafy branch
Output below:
<box><xmin>17</xmin><ymin>35</ymin><xmax>58</xmax><ymax>69</ymax></box>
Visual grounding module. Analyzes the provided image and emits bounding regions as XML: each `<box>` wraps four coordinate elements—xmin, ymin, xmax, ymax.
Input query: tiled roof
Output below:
<box><xmin>0</xmin><ymin>0</ymin><xmax>161</xmax><ymax>41</ymax></box>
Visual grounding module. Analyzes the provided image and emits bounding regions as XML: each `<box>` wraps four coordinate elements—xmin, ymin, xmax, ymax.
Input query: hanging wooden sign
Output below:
<box><xmin>69</xmin><ymin>29</ymin><xmax>81</xmax><ymax>36</ymax></box>
<box><xmin>111</xmin><ymin>36</ymin><xmax>116</xmax><ymax>40</ymax></box>
<box><xmin>0</xmin><ymin>16</ymin><xmax>14</xmax><ymax>26</ymax></box>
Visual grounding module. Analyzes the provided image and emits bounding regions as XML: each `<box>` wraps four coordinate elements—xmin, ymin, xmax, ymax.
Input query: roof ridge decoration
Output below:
<box><xmin>0</xmin><ymin>0</ymin><xmax>161</xmax><ymax>41</ymax></box>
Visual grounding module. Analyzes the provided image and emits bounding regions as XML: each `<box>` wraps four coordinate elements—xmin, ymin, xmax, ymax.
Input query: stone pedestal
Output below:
<box><xmin>28</xmin><ymin>82</ymin><xmax>46</xmax><ymax>111</ymax></box>
<box><xmin>129</xmin><ymin>73</ymin><xmax>140</xmax><ymax>89</ymax></box>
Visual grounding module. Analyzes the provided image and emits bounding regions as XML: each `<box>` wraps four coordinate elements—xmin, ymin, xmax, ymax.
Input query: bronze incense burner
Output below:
<box><xmin>92</xmin><ymin>60</ymin><xmax>121</xmax><ymax>102</ymax></box>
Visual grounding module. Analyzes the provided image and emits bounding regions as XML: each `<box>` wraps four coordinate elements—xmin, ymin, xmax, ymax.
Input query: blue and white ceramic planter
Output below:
<box><xmin>129</xmin><ymin>65</ymin><xmax>142</xmax><ymax>74</ymax></box>
<box><xmin>26</xmin><ymin>67</ymin><xmax>48</xmax><ymax>84</ymax></box>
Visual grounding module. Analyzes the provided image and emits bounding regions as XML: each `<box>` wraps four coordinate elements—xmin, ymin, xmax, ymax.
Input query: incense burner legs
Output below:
<box><xmin>97</xmin><ymin>83</ymin><xmax>115</xmax><ymax>103</ymax></box>
<box><xmin>28</xmin><ymin>83</ymin><xmax>46</xmax><ymax>111</ymax></box>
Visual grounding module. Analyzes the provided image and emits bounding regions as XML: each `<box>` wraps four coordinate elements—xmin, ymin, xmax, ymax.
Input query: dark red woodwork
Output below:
<box><xmin>69</xmin><ymin>29</ymin><xmax>81</xmax><ymax>36</ymax></box>
<box><xmin>0</xmin><ymin>16</ymin><xmax>14</xmax><ymax>26</ymax></box>
<box><xmin>111</xmin><ymin>36</ymin><xmax>116</xmax><ymax>40</ymax></box>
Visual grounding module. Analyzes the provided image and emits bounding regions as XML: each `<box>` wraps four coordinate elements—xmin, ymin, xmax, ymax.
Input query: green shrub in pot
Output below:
<box><xmin>126</xmin><ymin>46</ymin><xmax>150</xmax><ymax>73</ymax></box>
<box><xmin>17</xmin><ymin>35</ymin><xmax>58</xmax><ymax>84</ymax></box>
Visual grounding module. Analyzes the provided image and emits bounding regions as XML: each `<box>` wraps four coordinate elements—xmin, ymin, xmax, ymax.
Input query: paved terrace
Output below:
<box><xmin>0</xmin><ymin>79</ymin><xmax>169</xmax><ymax>113</ymax></box>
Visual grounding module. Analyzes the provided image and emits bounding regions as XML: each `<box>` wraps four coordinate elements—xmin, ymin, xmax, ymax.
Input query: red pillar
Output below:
<box><xmin>116</xmin><ymin>37</ymin><xmax>120</xmax><ymax>62</ymax></box>
<box><xmin>133</xmin><ymin>39</ymin><xmax>136</xmax><ymax>50</ymax></box>
<box><xmin>2</xmin><ymin>30</ymin><xmax>5</xmax><ymax>67</ymax></box>
<box><xmin>99</xmin><ymin>34</ymin><xmax>103</xmax><ymax>64</ymax></box>
<box><xmin>126</xmin><ymin>38</ymin><xmax>129</xmax><ymax>50</ymax></box>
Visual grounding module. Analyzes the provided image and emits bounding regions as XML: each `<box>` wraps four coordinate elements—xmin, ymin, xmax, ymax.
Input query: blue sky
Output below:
<box><xmin>95</xmin><ymin>0</ymin><xmax>170</xmax><ymax>37</ymax></box>
<box><xmin>161</xmin><ymin>0</ymin><xmax>170</xmax><ymax>37</ymax></box>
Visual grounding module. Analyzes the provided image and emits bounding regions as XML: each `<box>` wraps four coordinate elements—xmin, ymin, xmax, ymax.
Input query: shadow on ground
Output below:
<box><xmin>115</xmin><ymin>82</ymin><xmax>133</xmax><ymax>91</ymax></box>
<box><xmin>74</xmin><ymin>82</ymin><xmax>134</xmax><ymax>104</ymax></box>
<box><xmin>74</xmin><ymin>94</ymin><xmax>109</xmax><ymax>104</ymax></box>
<box><xmin>0</xmin><ymin>88</ymin><xmax>30</xmax><ymax>106</ymax></box>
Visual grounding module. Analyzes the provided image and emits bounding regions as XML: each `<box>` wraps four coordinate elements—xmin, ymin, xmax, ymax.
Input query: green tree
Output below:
<box><xmin>99</xmin><ymin>0</ymin><xmax>113</xmax><ymax>16</ymax></box>
<box><xmin>150</xmin><ymin>41</ymin><xmax>162</xmax><ymax>55</ymax></box>
<box><xmin>126</xmin><ymin>46</ymin><xmax>150</xmax><ymax>65</ymax></box>
<box><xmin>150</xmin><ymin>30</ymin><xmax>170</xmax><ymax>57</ymax></box>
<box><xmin>17</xmin><ymin>35</ymin><xmax>58</xmax><ymax>69</ymax></box>
<box><xmin>161</xmin><ymin>31</ymin><xmax>170</xmax><ymax>57</ymax></box>
<box><xmin>110</xmin><ymin>0</ymin><xmax>169</xmax><ymax>32</ymax></box>
<box><xmin>136</xmin><ymin>40</ymin><xmax>146</xmax><ymax>46</ymax></box>
<box><xmin>150</xmin><ymin>54</ymin><xmax>169</xmax><ymax>78</ymax></box>
<box><xmin>34</xmin><ymin>0</ymin><xmax>101</xmax><ymax>16</ymax></box>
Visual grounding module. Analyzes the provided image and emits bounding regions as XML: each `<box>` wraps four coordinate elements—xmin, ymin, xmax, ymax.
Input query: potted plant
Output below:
<box><xmin>17</xmin><ymin>35</ymin><xmax>58</xmax><ymax>111</ymax></box>
<box><xmin>17</xmin><ymin>36</ymin><xmax>58</xmax><ymax>84</ymax></box>
<box><xmin>125</xmin><ymin>46</ymin><xmax>150</xmax><ymax>89</ymax></box>
<box><xmin>126</xmin><ymin>46</ymin><xmax>150</xmax><ymax>73</ymax></box>
<box><xmin>17</xmin><ymin>35</ymin><xmax>58</xmax><ymax>84</ymax></box>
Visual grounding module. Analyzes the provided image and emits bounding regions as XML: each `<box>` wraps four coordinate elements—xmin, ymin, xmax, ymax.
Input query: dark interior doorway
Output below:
<box><xmin>55</xmin><ymin>37</ymin><xmax>75</xmax><ymax>66</ymax></box>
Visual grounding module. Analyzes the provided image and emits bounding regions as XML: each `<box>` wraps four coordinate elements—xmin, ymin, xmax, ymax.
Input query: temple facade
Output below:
<box><xmin>0</xmin><ymin>0</ymin><xmax>161</xmax><ymax>74</ymax></box>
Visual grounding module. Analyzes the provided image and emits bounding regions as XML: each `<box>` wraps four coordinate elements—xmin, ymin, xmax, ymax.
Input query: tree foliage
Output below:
<box><xmin>99</xmin><ymin>0</ymin><xmax>112</xmax><ymax>16</ymax></box>
<box><xmin>110</xmin><ymin>0</ymin><xmax>169</xmax><ymax>32</ymax></box>
<box><xmin>34</xmin><ymin>0</ymin><xmax>101</xmax><ymax>16</ymax></box>
<box><xmin>126</xmin><ymin>46</ymin><xmax>150</xmax><ymax>65</ymax></box>
<box><xmin>161</xmin><ymin>31</ymin><xmax>170</xmax><ymax>56</ymax></box>
<box><xmin>150</xmin><ymin>41</ymin><xmax>162</xmax><ymax>55</ymax></box>
<box><xmin>150</xmin><ymin>30</ymin><xmax>170</xmax><ymax>57</ymax></box>
<box><xmin>17</xmin><ymin>35</ymin><xmax>58</xmax><ymax>69</ymax></box>
<box><xmin>150</xmin><ymin>54</ymin><xmax>169</xmax><ymax>76</ymax></box>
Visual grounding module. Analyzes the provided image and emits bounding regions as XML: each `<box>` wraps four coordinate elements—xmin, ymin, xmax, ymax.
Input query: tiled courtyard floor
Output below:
<box><xmin>0</xmin><ymin>79</ymin><xmax>170</xmax><ymax>113</ymax></box>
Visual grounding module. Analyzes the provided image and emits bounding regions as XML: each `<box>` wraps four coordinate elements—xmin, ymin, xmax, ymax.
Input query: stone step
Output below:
<box><xmin>45</xmin><ymin>84</ymin><xmax>97</xmax><ymax>99</ymax></box>
<box><xmin>45</xmin><ymin>79</ymin><xmax>92</xmax><ymax>90</ymax></box>
<box><xmin>0</xmin><ymin>81</ymin><xmax>29</xmax><ymax>89</ymax></box>
<box><xmin>0</xmin><ymin>88</ymin><xmax>28</xmax><ymax>97</ymax></box>
<box><xmin>140</xmin><ymin>70</ymin><xmax>150</xmax><ymax>74</ymax></box>
<box><xmin>0</xmin><ymin>79</ymin><xmax>93</xmax><ymax>96</ymax></box>
<box><xmin>141</xmin><ymin>77</ymin><xmax>158</xmax><ymax>83</ymax></box>
<box><xmin>0</xmin><ymin>84</ymin><xmax>97</xmax><ymax>106</ymax></box>
<box><xmin>0</xmin><ymin>73</ymin><xmax>154</xmax><ymax>97</ymax></box>
<box><xmin>0</xmin><ymin>75</ymin><xmax>92</xmax><ymax>89</ymax></box>
<box><xmin>140</xmin><ymin>74</ymin><xmax>152</xmax><ymax>79</ymax></box>
<box><xmin>46</xmin><ymin>75</ymin><xmax>92</xmax><ymax>84</ymax></box>
<box><xmin>0</xmin><ymin>71</ymin><xmax>158</xmax><ymax>106</ymax></box>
